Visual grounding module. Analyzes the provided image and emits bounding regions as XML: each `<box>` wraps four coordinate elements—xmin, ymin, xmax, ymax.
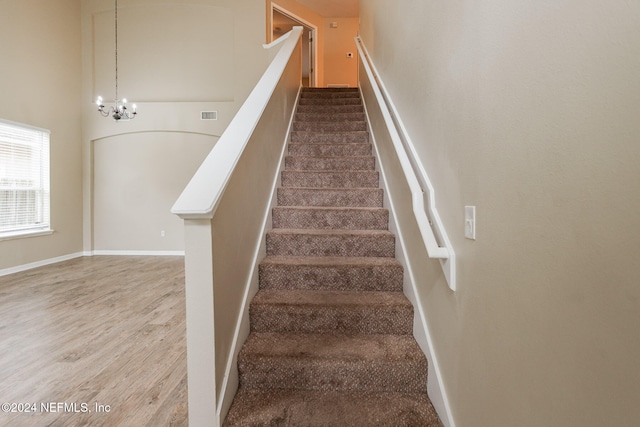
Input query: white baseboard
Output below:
<box><xmin>0</xmin><ymin>252</ymin><xmax>85</xmax><ymax>277</ymax></box>
<box><xmin>361</xmin><ymin>89</ymin><xmax>455</xmax><ymax>427</ymax></box>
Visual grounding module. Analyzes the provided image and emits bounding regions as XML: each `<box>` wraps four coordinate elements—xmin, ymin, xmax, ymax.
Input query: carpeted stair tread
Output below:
<box><xmin>299</xmin><ymin>97</ymin><xmax>362</xmax><ymax>106</ymax></box>
<box><xmin>259</xmin><ymin>256</ymin><xmax>403</xmax><ymax>292</ymax></box>
<box><xmin>285</xmin><ymin>155</ymin><xmax>375</xmax><ymax>171</ymax></box>
<box><xmin>291</xmin><ymin>130</ymin><xmax>369</xmax><ymax>143</ymax></box>
<box><xmin>300</xmin><ymin>90</ymin><xmax>361</xmax><ymax>99</ymax></box>
<box><xmin>296</xmin><ymin>104</ymin><xmax>364</xmax><ymax>115</ymax></box>
<box><xmin>223</xmin><ymin>389</ymin><xmax>442</xmax><ymax>427</ymax></box>
<box><xmin>281</xmin><ymin>170</ymin><xmax>379</xmax><ymax>188</ymax></box>
<box><xmin>250</xmin><ymin>289</ymin><xmax>412</xmax><ymax>335</ymax></box>
<box><xmin>277</xmin><ymin>187</ymin><xmax>383</xmax><ymax>207</ymax></box>
<box><xmin>293</xmin><ymin>121</ymin><xmax>367</xmax><ymax>132</ymax></box>
<box><xmin>238</xmin><ymin>332</ymin><xmax>427</xmax><ymax>393</ymax></box>
<box><xmin>295</xmin><ymin>112</ymin><xmax>366</xmax><ymax>122</ymax></box>
<box><xmin>301</xmin><ymin>87</ymin><xmax>359</xmax><ymax>93</ymax></box>
<box><xmin>266</xmin><ymin>228</ymin><xmax>395</xmax><ymax>257</ymax></box>
<box><xmin>272</xmin><ymin>206</ymin><xmax>389</xmax><ymax>230</ymax></box>
<box><xmin>288</xmin><ymin>142</ymin><xmax>372</xmax><ymax>156</ymax></box>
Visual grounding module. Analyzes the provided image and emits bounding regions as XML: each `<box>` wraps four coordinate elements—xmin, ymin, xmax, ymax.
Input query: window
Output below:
<box><xmin>0</xmin><ymin>119</ymin><xmax>51</xmax><ymax>239</ymax></box>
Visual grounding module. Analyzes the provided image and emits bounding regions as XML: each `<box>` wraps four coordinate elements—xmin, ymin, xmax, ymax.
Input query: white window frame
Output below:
<box><xmin>0</xmin><ymin>118</ymin><xmax>52</xmax><ymax>241</ymax></box>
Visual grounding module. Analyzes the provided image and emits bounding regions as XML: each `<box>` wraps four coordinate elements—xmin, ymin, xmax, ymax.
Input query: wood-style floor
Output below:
<box><xmin>0</xmin><ymin>256</ymin><xmax>188</xmax><ymax>427</ymax></box>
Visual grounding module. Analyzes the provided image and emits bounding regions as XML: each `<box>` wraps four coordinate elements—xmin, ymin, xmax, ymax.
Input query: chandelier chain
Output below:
<box><xmin>115</xmin><ymin>0</ymin><xmax>118</xmax><ymax>101</ymax></box>
<box><xmin>95</xmin><ymin>0</ymin><xmax>136</xmax><ymax>120</ymax></box>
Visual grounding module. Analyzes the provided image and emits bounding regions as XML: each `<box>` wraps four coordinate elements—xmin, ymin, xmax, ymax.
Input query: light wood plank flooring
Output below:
<box><xmin>0</xmin><ymin>256</ymin><xmax>187</xmax><ymax>426</ymax></box>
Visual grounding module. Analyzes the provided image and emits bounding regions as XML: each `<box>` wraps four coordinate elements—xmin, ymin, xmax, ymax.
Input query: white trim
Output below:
<box><xmin>90</xmin><ymin>250</ymin><xmax>185</xmax><ymax>256</ymax></box>
<box><xmin>217</xmin><ymin>85</ymin><xmax>302</xmax><ymax>422</ymax></box>
<box><xmin>0</xmin><ymin>252</ymin><xmax>84</xmax><ymax>277</ymax></box>
<box><xmin>0</xmin><ymin>117</ymin><xmax>50</xmax><ymax>134</ymax></box>
<box><xmin>0</xmin><ymin>228</ymin><xmax>54</xmax><ymax>242</ymax></box>
<box><xmin>361</xmin><ymin>93</ymin><xmax>456</xmax><ymax>427</ymax></box>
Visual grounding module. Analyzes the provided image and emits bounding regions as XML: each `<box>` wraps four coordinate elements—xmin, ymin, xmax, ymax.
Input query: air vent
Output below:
<box><xmin>201</xmin><ymin>111</ymin><xmax>218</xmax><ymax>120</ymax></box>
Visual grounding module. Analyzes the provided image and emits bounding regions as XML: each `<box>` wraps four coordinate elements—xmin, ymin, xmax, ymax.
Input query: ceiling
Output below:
<box><xmin>295</xmin><ymin>0</ymin><xmax>359</xmax><ymax>18</ymax></box>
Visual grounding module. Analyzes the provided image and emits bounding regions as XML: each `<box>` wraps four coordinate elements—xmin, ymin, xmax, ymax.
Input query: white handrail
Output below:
<box><xmin>171</xmin><ymin>27</ymin><xmax>304</xmax><ymax>219</ymax></box>
<box><xmin>355</xmin><ymin>36</ymin><xmax>456</xmax><ymax>290</ymax></box>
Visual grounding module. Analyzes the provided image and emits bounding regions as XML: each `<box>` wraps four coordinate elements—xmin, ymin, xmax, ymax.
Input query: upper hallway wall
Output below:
<box><xmin>359</xmin><ymin>1</ymin><xmax>640</xmax><ymax>426</ymax></box>
<box><xmin>323</xmin><ymin>17</ymin><xmax>359</xmax><ymax>88</ymax></box>
<box><xmin>267</xmin><ymin>1</ymin><xmax>360</xmax><ymax>87</ymax></box>
<box><xmin>267</xmin><ymin>0</ymin><xmax>325</xmax><ymax>86</ymax></box>
<box><xmin>0</xmin><ymin>0</ymin><xmax>83</xmax><ymax>270</ymax></box>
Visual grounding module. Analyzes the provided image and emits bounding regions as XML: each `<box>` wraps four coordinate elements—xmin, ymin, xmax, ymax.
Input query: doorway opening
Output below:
<box><xmin>271</xmin><ymin>6</ymin><xmax>317</xmax><ymax>87</ymax></box>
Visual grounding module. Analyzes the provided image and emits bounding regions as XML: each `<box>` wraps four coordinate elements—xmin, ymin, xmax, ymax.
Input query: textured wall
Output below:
<box><xmin>0</xmin><ymin>0</ymin><xmax>83</xmax><ymax>269</ymax></box>
<box><xmin>359</xmin><ymin>0</ymin><xmax>640</xmax><ymax>425</ymax></box>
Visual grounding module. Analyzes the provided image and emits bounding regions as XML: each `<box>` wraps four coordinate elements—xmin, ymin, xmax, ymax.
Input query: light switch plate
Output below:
<box><xmin>465</xmin><ymin>206</ymin><xmax>476</xmax><ymax>240</ymax></box>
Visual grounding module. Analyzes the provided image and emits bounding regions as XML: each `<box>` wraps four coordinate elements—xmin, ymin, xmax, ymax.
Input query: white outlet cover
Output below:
<box><xmin>465</xmin><ymin>206</ymin><xmax>476</xmax><ymax>240</ymax></box>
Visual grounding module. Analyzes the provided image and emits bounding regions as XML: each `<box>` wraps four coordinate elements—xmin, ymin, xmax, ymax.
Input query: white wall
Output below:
<box><xmin>0</xmin><ymin>0</ymin><xmax>83</xmax><ymax>270</ymax></box>
<box><xmin>82</xmin><ymin>0</ymin><xmax>269</xmax><ymax>253</ymax></box>
<box><xmin>360</xmin><ymin>1</ymin><xmax>640</xmax><ymax>426</ymax></box>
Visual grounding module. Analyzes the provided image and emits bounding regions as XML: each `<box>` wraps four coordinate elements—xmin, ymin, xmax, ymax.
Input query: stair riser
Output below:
<box><xmin>298</xmin><ymin>98</ymin><xmax>362</xmax><ymax>106</ymax></box>
<box><xmin>291</xmin><ymin>131</ymin><xmax>369</xmax><ymax>144</ymax></box>
<box><xmin>224</xmin><ymin>389</ymin><xmax>441</xmax><ymax>427</ymax></box>
<box><xmin>296</xmin><ymin>105</ymin><xmax>364</xmax><ymax>114</ymax></box>
<box><xmin>238</xmin><ymin>359</ymin><xmax>427</xmax><ymax>393</ymax></box>
<box><xmin>285</xmin><ymin>156</ymin><xmax>375</xmax><ymax>171</ymax></box>
<box><xmin>266</xmin><ymin>233</ymin><xmax>395</xmax><ymax>257</ymax></box>
<box><xmin>302</xmin><ymin>88</ymin><xmax>359</xmax><ymax>93</ymax></box>
<box><xmin>288</xmin><ymin>143</ymin><xmax>371</xmax><ymax>157</ymax></box>
<box><xmin>259</xmin><ymin>263</ymin><xmax>403</xmax><ymax>292</ymax></box>
<box><xmin>277</xmin><ymin>188</ymin><xmax>383</xmax><ymax>207</ymax></box>
<box><xmin>272</xmin><ymin>208</ymin><xmax>388</xmax><ymax>230</ymax></box>
<box><xmin>250</xmin><ymin>304</ymin><xmax>412</xmax><ymax>335</ymax></box>
<box><xmin>295</xmin><ymin>113</ymin><xmax>365</xmax><ymax>122</ymax></box>
<box><xmin>293</xmin><ymin>122</ymin><xmax>367</xmax><ymax>132</ymax></box>
<box><xmin>281</xmin><ymin>171</ymin><xmax>379</xmax><ymax>188</ymax></box>
<box><xmin>300</xmin><ymin>92</ymin><xmax>360</xmax><ymax>99</ymax></box>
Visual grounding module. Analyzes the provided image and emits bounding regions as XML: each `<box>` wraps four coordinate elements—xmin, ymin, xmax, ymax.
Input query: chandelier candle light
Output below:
<box><xmin>96</xmin><ymin>0</ymin><xmax>137</xmax><ymax>120</ymax></box>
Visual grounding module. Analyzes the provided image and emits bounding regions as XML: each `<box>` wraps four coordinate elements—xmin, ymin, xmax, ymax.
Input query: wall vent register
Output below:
<box><xmin>201</xmin><ymin>111</ymin><xmax>218</xmax><ymax>120</ymax></box>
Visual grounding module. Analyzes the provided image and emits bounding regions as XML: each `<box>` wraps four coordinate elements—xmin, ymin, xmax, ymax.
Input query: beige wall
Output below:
<box><xmin>0</xmin><ymin>0</ymin><xmax>84</xmax><ymax>269</ymax></box>
<box><xmin>93</xmin><ymin>133</ymin><xmax>216</xmax><ymax>252</ymax></box>
<box><xmin>360</xmin><ymin>1</ymin><xmax>640</xmax><ymax>426</ymax></box>
<box><xmin>323</xmin><ymin>18</ymin><xmax>359</xmax><ymax>87</ymax></box>
<box><xmin>82</xmin><ymin>0</ymin><xmax>269</xmax><ymax>253</ymax></box>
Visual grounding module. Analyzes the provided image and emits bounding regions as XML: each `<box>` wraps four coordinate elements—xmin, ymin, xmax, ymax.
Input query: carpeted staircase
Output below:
<box><xmin>224</xmin><ymin>88</ymin><xmax>442</xmax><ymax>426</ymax></box>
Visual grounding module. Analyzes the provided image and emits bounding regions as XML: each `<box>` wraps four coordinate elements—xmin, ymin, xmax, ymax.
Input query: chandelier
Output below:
<box><xmin>95</xmin><ymin>0</ymin><xmax>137</xmax><ymax>120</ymax></box>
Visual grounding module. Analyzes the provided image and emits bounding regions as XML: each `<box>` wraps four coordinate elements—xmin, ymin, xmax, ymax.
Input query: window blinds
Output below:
<box><xmin>0</xmin><ymin>119</ymin><xmax>51</xmax><ymax>237</ymax></box>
